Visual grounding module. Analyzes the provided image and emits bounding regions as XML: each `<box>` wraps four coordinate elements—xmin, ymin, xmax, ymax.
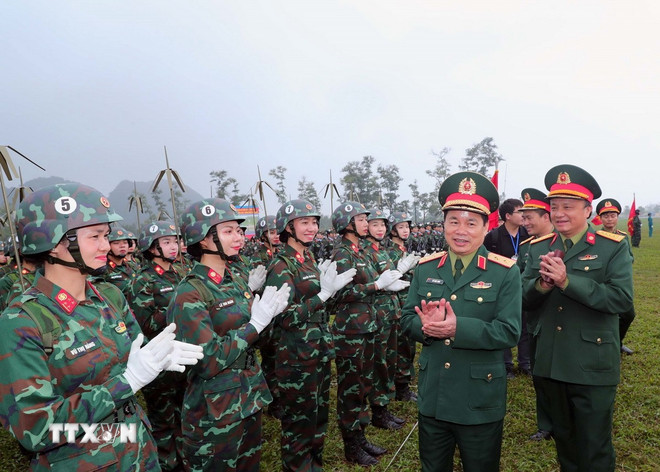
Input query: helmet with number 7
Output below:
<box><xmin>17</xmin><ymin>183</ymin><xmax>123</xmax><ymax>256</ymax></box>
<box><xmin>138</xmin><ymin>220</ymin><xmax>179</xmax><ymax>252</ymax></box>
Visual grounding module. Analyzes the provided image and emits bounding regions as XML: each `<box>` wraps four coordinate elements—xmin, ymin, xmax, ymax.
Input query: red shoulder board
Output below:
<box><xmin>55</xmin><ymin>289</ymin><xmax>78</xmax><ymax>314</ymax></box>
<box><xmin>487</xmin><ymin>253</ymin><xmax>516</xmax><ymax>268</ymax></box>
<box><xmin>154</xmin><ymin>264</ymin><xmax>165</xmax><ymax>275</ymax></box>
<box><xmin>586</xmin><ymin>232</ymin><xmax>596</xmax><ymax>245</ymax></box>
<box><xmin>531</xmin><ymin>233</ymin><xmax>555</xmax><ymax>245</ymax></box>
<box><xmin>351</xmin><ymin>244</ymin><xmax>359</xmax><ymax>253</ymax></box>
<box><xmin>207</xmin><ymin>268</ymin><xmax>222</xmax><ymax>284</ymax></box>
<box><xmin>419</xmin><ymin>251</ymin><xmax>445</xmax><ymax>265</ymax></box>
<box><xmin>477</xmin><ymin>255</ymin><xmax>487</xmax><ymax>270</ymax></box>
<box><xmin>596</xmin><ymin>230</ymin><xmax>626</xmax><ymax>243</ymax></box>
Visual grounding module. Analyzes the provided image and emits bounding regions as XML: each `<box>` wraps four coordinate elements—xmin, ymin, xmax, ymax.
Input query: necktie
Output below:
<box><xmin>565</xmin><ymin>239</ymin><xmax>573</xmax><ymax>251</ymax></box>
<box><xmin>454</xmin><ymin>258</ymin><xmax>464</xmax><ymax>283</ymax></box>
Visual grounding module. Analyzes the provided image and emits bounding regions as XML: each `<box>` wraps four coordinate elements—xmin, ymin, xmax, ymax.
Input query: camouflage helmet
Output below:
<box><xmin>108</xmin><ymin>225</ymin><xmax>132</xmax><ymax>242</ymax></box>
<box><xmin>138</xmin><ymin>220</ymin><xmax>179</xmax><ymax>252</ymax></box>
<box><xmin>17</xmin><ymin>183</ymin><xmax>122</xmax><ymax>255</ymax></box>
<box><xmin>276</xmin><ymin>200</ymin><xmax>321</xmax><ymax>234</ymax></box>
<box><xmin>388</xmin><ymin>211</ymin><xmax>413</xmax><ymax>227</ymax></box>
<box><xmin>179</xmin><ymin>198</ymin><xmax>244</xmax><ymax>247</ymax></box>
<box><xmin>332</xmin><ymin>201</ymin><xmax>369</xmax><ymax>233</ymax></box>
<box><xmin>255</xmin><ymin>215</ymin><xmax>278</xmax><ymax>240</ymax></box>
<box><xmin>366</xmin><ymin>208</ymin><xmax>387</xmax><ymax>222</ymax></box>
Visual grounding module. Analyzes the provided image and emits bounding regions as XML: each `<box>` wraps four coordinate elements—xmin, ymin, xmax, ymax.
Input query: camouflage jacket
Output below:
<box><xmin>128</xmin><ymin>260</ymin><xmax>185</xmax><ymax>340</ymax></box>
<box><xmin>0</xmin><ymin>267</ymin><xmax>39</xmax><ymax>311</ymax></box>
<box><xmin>165</xmin><ymin>261</ymin><xmax>271</xmax><ymax>439</ymax></box>
<box><xmin>249</xmin><ymin>244</ymin><xmax>277</xmax><ymax>269</ymax></box>
<box><xmin>330</xmin><ymin>236</ymin><xmax>379</xmax><ymax>335</ymax></box>
<box><xmin>0</xmin><ymin>273</ymin><xmax>158</xmax><ymax>470</ymax></box>
<box><xmin>265</xmin><ymin>244</ymin><xmax>334</xmax><ymax>365</ymax></box>
<box><xmin>364</xmin><ymin>241</ymin><xmax>402</xmax><ymax>324</ymax></box>
<box><xmin>95</xmin><ymin>259</ymin><xmax>136</xmax><ymax>297</ymax></box>
<box><xmin>227</xmin><ymin>254</ymin><xmax>251</xmax><ymax>285</ymax></box>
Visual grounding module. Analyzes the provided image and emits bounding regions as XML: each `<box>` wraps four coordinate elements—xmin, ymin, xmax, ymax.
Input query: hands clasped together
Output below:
<box><xmin>415</xmin><ymin>299</ymin><xmax>457</xmax><ymax>339</ymax></box>
<box><xmin>538</xmin><ymin>249</ymin><xmax>567</xmax><ymax>289</ymax></box>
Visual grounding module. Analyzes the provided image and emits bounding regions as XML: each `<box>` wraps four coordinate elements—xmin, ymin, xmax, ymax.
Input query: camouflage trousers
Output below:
<box><xmin>276</xmin><ymin>361</ymin><xmax>331</xmax><ymax>472</ymax></box>
<box><xmin>257</xmin><ymin>325</ymin><xmax>280</xmax><ymax>414</ymax></box>
<box><xmin>370</xmin><ymin>321</ymin><xmax>397</xmax><ymax>407</ymax></box>
<box><xmin>181</xmin><ymin>411</ymin><xmax>262</xmax><ymax>472</ymax></box>
<box><xmin>334</xmin><ymin>332</ymin><xmax>375</xmax><ymax>432</ymax></box>
<box><xmin>395</xmin><ymin>319</ymin><xmax>416</xmax><ymax>386</ymax></box>
<box><xmin>142</xmin><ymin>371</ymin><xmax>186</xmax><ymax>471</ymax></box>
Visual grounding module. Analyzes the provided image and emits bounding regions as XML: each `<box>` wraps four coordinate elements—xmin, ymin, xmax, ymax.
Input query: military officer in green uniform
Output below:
<box><xmin>518</xmin><ymin>188</ymin><xmax>554</xmax><ymax>441</ymax></box>
<box><xmin>401</xmin><ymin>171</ymin><xmax>522</xmax><ymax>472</ymax></box>
<box><xmin>522</xmin><ymin>165</ymin><xmax>634</xmax><ymax>472</ymax></box>
<box><xmin>596</xmin><ymin>198</ymin><xmax>636</xmax><ymax>355</ymax></box>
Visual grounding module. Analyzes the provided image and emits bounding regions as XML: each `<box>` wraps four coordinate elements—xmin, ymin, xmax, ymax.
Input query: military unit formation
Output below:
<box><xmin>0</xmin><ymin>163</ymin><xmax>637</xmax><ymax>472</ymax></box>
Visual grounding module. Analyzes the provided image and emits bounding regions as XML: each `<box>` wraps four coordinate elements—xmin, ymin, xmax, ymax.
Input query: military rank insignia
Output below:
<box><xmin>115</xmin><ymin>321</ymin><xmax>127</xmax><ymax>334</ymax></box>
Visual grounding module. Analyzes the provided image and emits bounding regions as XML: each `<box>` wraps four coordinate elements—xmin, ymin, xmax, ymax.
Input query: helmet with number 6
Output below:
<box><xmin>180</xmin><ymin>198</ymin><xmax>244</xmax><ymax>247</ymax></box>
<box><xmin>17</xmin><ymin>183</ymin><xmax>122</xmax><ymax>256</ymax></box>
<box><xmin>332</xmin><ymin>201</ymin><xmax>369</xmax><ymax>233</ymax></box>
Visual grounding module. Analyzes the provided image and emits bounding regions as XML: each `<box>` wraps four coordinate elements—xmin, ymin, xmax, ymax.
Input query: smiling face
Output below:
<box><xmin>203</xmin><ymin>221</ymin><xmax>243</xmax><ymax>256</ymax></box>
<box><xmin>151</xmin><ymin>235</ymin><xmax>179</xmax><ymax>260</ymax></box>
<box><xmin>289</xmin><ymin>217</ymin><xmax>319</xmax><ymax>244</ymax></box>
<box><xmin>550</xmin><ymin>198</ymin><xmax>591</xmax><ymax>238</ymax></box>
<box><xmin>368</xmin><ymin>219</ymin><xmax>388</xmax><ymax>241</ymax></box>
<box><xmin>61</xmin><ymin>223</ymin><xmax>111</xmax><ymax>270</ymax></box>
<box><xmin>444</xmin><ymin>210</ymin><xmax>488</xmax><ymax>256</ymax></box>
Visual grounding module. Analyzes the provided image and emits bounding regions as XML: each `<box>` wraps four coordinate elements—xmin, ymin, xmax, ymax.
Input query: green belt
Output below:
<box><xmin>231</xmin><ymin>347</ymin><xmax>256</xmax><ymax>370</ymax></box>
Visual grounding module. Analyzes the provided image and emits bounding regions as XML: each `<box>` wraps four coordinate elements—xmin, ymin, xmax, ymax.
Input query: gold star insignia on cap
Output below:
<box><xmin>524</xmin><ymin>193</ymin><xmax>531</xmax><ymax>202</ymax></box>
<box><xmin>459</xmin><ymin>177</ymin><xmax>476</xmax><ymax>195</ymax></box>
<box><xmin>604</xmin><ymin>201</ymin><xmax>613</xmax><ymax>208</ymax></box>
<box><xmin>557</xmin><ymin>172</ymin><xmax>571</xmax><ymax>184</ymax></box>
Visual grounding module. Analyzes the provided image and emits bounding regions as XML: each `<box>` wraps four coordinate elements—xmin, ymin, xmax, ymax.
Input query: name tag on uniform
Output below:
<box><xmin>356</xmin><ymin>263</ymin><xmax>366</xmax><ymax>267</ymax></box>
<box><xmin>302</xmin><ymin>274</ymin><xmax>317</xmax><ymax>281</ymax></box>
<box><xmin>217</xmin><ymin>298</ymin><xmax>236</xmax><ymax>309</ymax></box>
<box><xmin>426</xmin><ymin>278</ymin><xmax>444</xmax><ymax>285</ymax></box>
<box><xmin>65</xmin><ymin>336</ymin><xmax>101</xmax><ymax>359</ymax></box>
<box><xmin>110</xmin><ymin>275</ymin><xmax>123</xmax><ymax>280</ymax></box>
<box><xmin>159</xmin><ymin>286</ymin><xmax>174</xmax><ymax>294</ymax></box>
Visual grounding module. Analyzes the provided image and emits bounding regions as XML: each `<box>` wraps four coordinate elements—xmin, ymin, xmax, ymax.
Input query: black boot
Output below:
<box><xmin>357</xmin><ymin>429</ymin><xmax>387</xmax><ymax>457</ymax></box>
<box><xmin>343</xmin><ymin>431</ymin><xmax>378</xmax><ymax>466</ymax></box>
<box><xmin>385</xmin><ymin>408</ymin><xmax>405</xmax><ymax>425</ymax></box>
<box><xmin>372</xmin><ymin>405</ymin><xmax>403</xmax><ymax>430</ymax></box>
<box><xmin>395</xmin><ymin>383</ymin><xmax>417</xmax><ymax>402</ymax></box>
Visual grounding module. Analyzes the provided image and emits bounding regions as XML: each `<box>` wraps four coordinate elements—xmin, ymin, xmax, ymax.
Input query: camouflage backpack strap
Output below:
<box><xmin>94</xmin><ymin>281</ymin><xmax>127</xmax><ymax>317</ymax></box>
<box><xmin>18</xmin><ymin>297</ymin><xmax>62</xmax><ymax>356</ymax></box>
<box><xmin>187</xmin><ymin>276</ymin><xmax>216</xmax><ymax>309</ymax></box>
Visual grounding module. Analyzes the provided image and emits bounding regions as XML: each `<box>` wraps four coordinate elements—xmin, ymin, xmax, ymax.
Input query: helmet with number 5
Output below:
<box><xmin>17</xmin><ymin>183</ymin><xmax>122</xmax><ymax>256</ymax></box>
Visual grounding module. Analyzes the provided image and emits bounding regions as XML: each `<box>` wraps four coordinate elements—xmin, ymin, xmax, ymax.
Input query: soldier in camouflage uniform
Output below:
<box><xmin>129</xmin><ymin>220</ymin><xmax>189</xmax><ymax>470</ymax></box>
<box><xmin>385</xmin><ymin>211</ymin><xmax>421</xmax><ymax>402</ymax></box>
<box><xmin>125</xmin><ymin>230</ymin><xmax>143</xmax><ymax>272</ymax></box>
<box><xmin>265</xmin><ymin>199</ymin><xmax>355</xmax><ymax>471</ymax></box>
<box><xmin>94</xmin><ymin>225</ymin><xmax>137</xmax><ymax>297</ymax></box>
<box><xmin>250</xmin><ymin>215</ymin><xmax>280</xmax><ymax>267</ymax></box>
<box><xmin>0</xmin><ymin>236</ymin><xmax>42</xmax><ymax>311</ymax></box>
<box><xmin>165</xmin><ymin>198</ymin><xmax>290</xmax><ymax>472</ymax></box>
<box><xmin>364</xmin><ymin>209</ymin><xmax>411</xmax><ymax>430</ymax></box>
<box><xmin>330</xmin><ymin>201</ymin><xmax>404</xmax><ymax>466</ymax></box>
<box><xmin>0</xmin><ymin>183</ymin><xmax>202</xmax><ymax>471</ymax></box>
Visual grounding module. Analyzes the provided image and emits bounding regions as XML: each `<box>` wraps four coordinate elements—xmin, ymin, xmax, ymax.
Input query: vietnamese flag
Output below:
<box><xmin>488</xmin><ymin>170</ymin><xmax>500</xmax><ymax>230</ymax></box>
<box><xmin>591</xmin><ymin>214</ymin><xmax>602</xmax><ymax>226</ymax></box>
<box><xmin>627</xmin><ymin>196</ymin><xmax>636</xmax><ymax>237</ymax></box>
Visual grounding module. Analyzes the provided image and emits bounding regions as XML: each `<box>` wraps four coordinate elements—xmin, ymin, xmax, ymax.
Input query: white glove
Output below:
<box><xmin>375</xmin><ymin>269</ymin><xmax>402</xmax><ymax>290</ymax></box>
<box><xmin>317</xmin><ymin>259</ymin><xmax>332</xmax><ymax>275</ymax></box>
<box><xmin>248</xmin><ymin>265</ymin><xmax>267</xmax><ymax>292</ymax></box>
<box><xmin>318</xmin><ymin>262</ymin><xmax>357</xmax><ymax>302</ymax></box>
<box><xmin>397</xmin><ymin>254</ymin><xmax>421</xmax><ymax>274</ymax></box>
<box><xmin>167</xmin><ymin>339</ymin><xmax>204</xmax><ymax>372</ymax></box>
<box><xmin>384</xmin><ymin>279</ymin><xmax>411</xmax><ymax>292</ymax></box>
<box><xmin>249</xmin><ymin>284</ymin><xmax>291</xmax><ymax>333</ymax></box>
<box><xmin>124</xmin><ymin>324</ymin><xmax>175</xmax><ymax>394</ymax></box>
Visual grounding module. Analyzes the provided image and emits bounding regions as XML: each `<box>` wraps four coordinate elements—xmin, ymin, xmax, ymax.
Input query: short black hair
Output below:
<box><xmin>498</xmin><ymin>199</ymin><xmax>523</xmax><ymax>221</ymax></box>
<box><xmin>443</xmin><ymin>210</ymin><xmax>488</xmax><ymax>226</ymax></box>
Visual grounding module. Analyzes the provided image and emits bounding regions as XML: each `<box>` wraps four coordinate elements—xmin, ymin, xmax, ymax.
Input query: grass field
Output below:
<box><xmin>0</xmin><ymin>224</ymin><xmax>658</xmax><ymax>471</ymax></box>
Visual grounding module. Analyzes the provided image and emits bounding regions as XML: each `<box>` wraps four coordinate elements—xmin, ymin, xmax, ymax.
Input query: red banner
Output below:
<box><xmin>488</xmin><ymin>170</ymin><xmax>499</xmax><ymax>230</ymax></box>
<box><xmin>627</xmin><ymin>197</ymin><xmax>636</xmax><ymax>237</ymax></box>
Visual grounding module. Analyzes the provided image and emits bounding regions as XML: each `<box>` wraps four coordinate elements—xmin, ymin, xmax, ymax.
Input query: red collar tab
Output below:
<box><xmin>477</xmin><ymin>255</ymin><xmax>487</xmax><ymax>270</ymax></box>
<box><xmin>586</xmin><ymin>232</ymin><xmax>596</xmax><ymax>245</ymax></box>
<box><xmin>295</xmin><ymin>252</ymin><xmax>305</xmax><ymax>264</ymax></box>
<box><xmin>371</xmin><ymin>243</ymin><xmax>379</xmax><ymax>251</ymax></box>
<box><xmin>551</xmin><ymin>234</ymin><xmax>558</xmax><ymax>246</ymax></box>
<box><xmin>108</xmin><ymin>260</ymin><xmax>117</xmax><ymax>269</ymax></box>
<box><xmin>398</xmin><ymin>244</ymin><xmax>405</xmax><ymax>252</ymax></box>
<box><xmin>267</xmin><ymin>249</ymin><xmax>272</xmax><ymax>257</ymax></box>
<box><xmin>351</xmin><ymin>244</ymin><xmax>359</xmax><ymax>253</ymax></box>
<box><xmin>207</xmin><ymin>268</ymin><xmax>223</xmax><ymax>284</ymax></box>
<box><xmin>437</xmin><ymin>253</ymin><xmax>448</xmax><ymax>268</ymax></box>
<box><xmin>154</xmin><ymin>264</ymin><xmax>165</xmax><ymax>275</ymax></box>
<box><xmin>55</xmin><ymin>289</ymin><xmax>78</xmax><ymax>314</ymax></box>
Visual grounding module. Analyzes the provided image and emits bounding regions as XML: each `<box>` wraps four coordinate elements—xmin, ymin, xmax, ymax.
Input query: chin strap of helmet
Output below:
<box><xmin>286</xmin><ymin>222</ymin><xmax>313</xmax><ymax>248</ymax></box>
<box><xmin>153</xmin><ymin>241</ymin><xmax>177</xmax><ymax>264</ymax></box>
<box><xmin>344</xmin><ymin>219</ymin><xmax>367</xmax><ymax>240</ymax></box>
<box><xmin>200</xmin><ymin>226</ymin><xmax>238</xmax><ymax>262</ymax></box>
<box><xmin>47</xmin><ymin>232</ymin><xmax>107</xmax><ymax>276</ymax></box>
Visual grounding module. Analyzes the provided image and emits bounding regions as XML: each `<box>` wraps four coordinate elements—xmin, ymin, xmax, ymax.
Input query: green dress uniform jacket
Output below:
<box><xmin>401</xmin><ymin>246</ymin><xmax>522</xmax><ymax>426</ymax></box>
<box><xmin>521</xmin><ymin>228</ymin><xmax>633</xmax><ymax>386</ymax></box>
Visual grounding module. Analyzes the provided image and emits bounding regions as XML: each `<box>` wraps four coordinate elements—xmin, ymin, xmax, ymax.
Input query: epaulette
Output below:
<box><xmin>487</xmin><ymin>252</ymin><xmax>516</xmax><ymax>268</ymax></box>
<box><xmin>596</xmin><ymin>230</ymin><xmax>626</xmax><ymax>243</ymax></box>
<box><xmin>419</xmin><ymin>251</ymin><xmax>445</xmax><ymax>265</ymax></box>
<box><xmin>520</xmin><ymin>236</ymin><xmax>535</xmax><ymax>246</ymax></box>
<box><xmin>530</xmin><ymin>233</ymin><xmax>555</xmax><ymax>245</ymax></box>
